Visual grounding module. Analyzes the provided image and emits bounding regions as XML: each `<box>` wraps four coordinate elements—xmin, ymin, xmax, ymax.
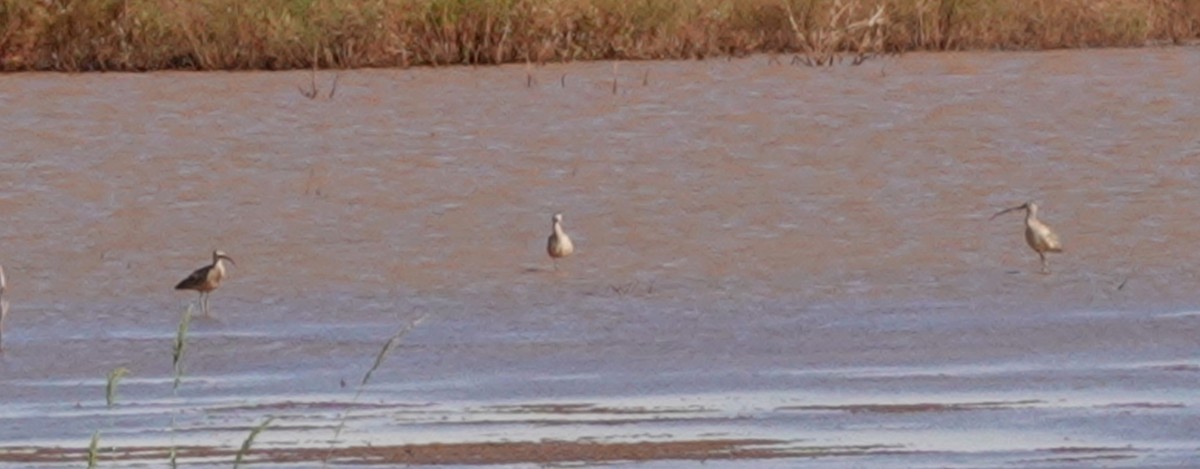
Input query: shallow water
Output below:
<box><xmin>1</xmin><ymin>48</ymin><xmax>1199</xmax><ymax>467</ymax></box>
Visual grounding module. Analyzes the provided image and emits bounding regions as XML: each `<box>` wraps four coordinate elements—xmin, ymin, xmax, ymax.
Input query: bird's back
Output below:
<box><xmin>176</xmin><ymin>265</ymin><xmax>217</xmax><ymax>291</ymax></box>
<box><xmin>548</xmin><ymin>233</ymin><xmax>573</xmax><ymax>258</ymax></box>
<box><xmin>1043</xmin><ymin>229</ymin><xmax>1063</xmax><ymax>252</ymax></box>
<box><xmin>1026</xmin><ymin>221</ymin><xmax>1063</xmax><ymax>253</ymax></box>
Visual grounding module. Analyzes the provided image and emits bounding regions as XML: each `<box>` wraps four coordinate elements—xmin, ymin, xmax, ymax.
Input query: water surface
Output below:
<box><xmin>0</xmin><ymin>48</ymin><xmax>1199</xmax><ymax>467</ymax></box>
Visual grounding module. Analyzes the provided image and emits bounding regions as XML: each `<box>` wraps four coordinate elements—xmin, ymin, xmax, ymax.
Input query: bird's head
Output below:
<box><xmin>989</xmin><ymin>201</ymin><xmax>1033</xmax><ymax>221</ymax></box>
<box><xmin>212</xmin><ymin>250</ymin><xmax>236</xmax><ymax>266</ymax></box>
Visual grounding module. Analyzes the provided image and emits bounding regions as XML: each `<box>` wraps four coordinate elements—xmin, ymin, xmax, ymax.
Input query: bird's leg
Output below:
<box><xmin>553</xmin><ymin>259</ymin><xmax>559</xmax><ymax>271</ymax></box>
<box><xmin>202</xmin><ymin>292</ymin><xmax>210</xmax><ymax>317</ymax></box>
<box><xmin>1039</xmin><ymin>252</ymin><xmax>1049</xmax><ymax>274</ymax></box>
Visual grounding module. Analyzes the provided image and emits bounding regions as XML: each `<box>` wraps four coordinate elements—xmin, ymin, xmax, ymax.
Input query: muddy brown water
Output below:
<box><xmin>1</xmin><ymin>48</ymin><xmax>1199</xmax><ymax>467</ymax></box>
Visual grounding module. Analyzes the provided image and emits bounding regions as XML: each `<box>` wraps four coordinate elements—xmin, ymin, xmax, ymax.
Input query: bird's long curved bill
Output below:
<box><xmin>989</xmin><ymin>205</ymin><xmax>1024</xmax><ymax>221</ymax></box>
<box><xmin>220</xmin><ymin>256</ymin><xmax>236</xmax><ymax>266</ymax></box>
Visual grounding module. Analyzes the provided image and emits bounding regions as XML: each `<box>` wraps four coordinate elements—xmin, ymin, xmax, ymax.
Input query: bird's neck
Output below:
<box><xmin>553</xmin><ymin>221</ymin><xmax>565</xmax><ymax>237</ymax></box>
<box><xmin>213</xmin><ymin>259</ymin><xmax>226</xmax><ymax>274</ymax></box>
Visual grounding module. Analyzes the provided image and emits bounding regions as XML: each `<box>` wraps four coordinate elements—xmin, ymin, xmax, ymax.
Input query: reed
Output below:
<box><xmin>105</xmin><ymin>367</ymin><xmax>129</xmax><ymax>409</ymax></box>
<box><xmin>323</xmin><ymin>312</ymin><xmax>429</xmax><ymax>466</ymax></box>
<box><xmin>172</xmin><ymin>306</ymin><xmax>191</xmax><ymax>391</ymax></box>
<box><xmin>0</xmin><ymin>264</ymin><xmax>7</xmax><ymax>351</ymax></box>
<box><xmin>86</xmin><ymin>365</ymin><xmax>131</xmax><ymax>467</ymax></box>
<box><xmin>86</xmin><ymin>431</ymin><xmax>101</xmax><ymax>468</ymax></box>
<box><xmin>1</xmin><ymin>0</ymin><xmax>1197</xmax><ymax>71</ymax></box>
<box><xmin>233</xmin><ymin>417</ymin><xmax>275</xmax><ymax>469</ymax></box>
<box><xmin>168</xmin><ymin>305</ymin><xmax>193</xmax><ymax>468</ymax></box>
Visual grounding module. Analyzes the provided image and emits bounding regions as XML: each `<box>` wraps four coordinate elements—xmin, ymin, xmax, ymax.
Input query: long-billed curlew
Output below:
<box><xmin>0</xmin><ymin>265</ymin><xmax>8</xmax><ymax>350</ymax></box>
<box><xmin>547</xmin><ymin>213</ymin><xmax>574</xmax><ymax>270</ymax></box>
<box><xmin>175</xmin><ymin>250</ymin><xmax>236</xmax><ymax>316</ymax></box>
<box><xmin>991</xmin><ymin>201</ymin><xmax>1063</xmax><ymax>274</ymax></box>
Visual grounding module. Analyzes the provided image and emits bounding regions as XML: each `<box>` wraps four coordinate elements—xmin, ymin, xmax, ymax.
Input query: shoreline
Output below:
<box><xmin>2</xmin><ymin>0</ymin><xmax>1198</xmax><ymax>72</ymax></box>
<box><xmin>0</xmin><ymin>439</ymin><xmax>894</xmax><ymax>465</ymax></box>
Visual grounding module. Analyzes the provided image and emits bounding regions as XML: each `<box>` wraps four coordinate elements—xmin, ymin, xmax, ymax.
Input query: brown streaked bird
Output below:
<box><xmin>991</xmin><ymin>201</ymin><xmax>1063</xmax><ymax>274</ymax></box>
<box><xmin>0</xmin><ymin>264</ymin><xmax>9</xmax><ymax>350</ymax></box>
<box><xmin>175</xmin><ymin>250</ymin><xmax>235</xmax><ymax>316</ymax></box>
<box><xmin>547</xmin><ymin>213</ymin><xmax>574</xmax><ymax>270</ymax></box>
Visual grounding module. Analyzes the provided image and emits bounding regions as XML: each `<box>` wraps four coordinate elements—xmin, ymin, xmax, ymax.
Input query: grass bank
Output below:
<box><xmin>1</xmin><ymin>0</ymin><xmax>1198</xmax><ymax>71</ymax></box>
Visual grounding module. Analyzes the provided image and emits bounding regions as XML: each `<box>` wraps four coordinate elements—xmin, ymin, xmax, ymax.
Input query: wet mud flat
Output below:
<box><xmin>0</xmin><ymin>439</ymin><xmax>890</xmax><ymax>466</ymax></box>
<box><xmin>1</xmin><ymin>48</ymin><xmax>1200</xmax><ymax>467</ymax></box>
<box><xmin>1</xmin><ymin>386</ymin><xmax>1195</xmax><ymax>467</ymax></box>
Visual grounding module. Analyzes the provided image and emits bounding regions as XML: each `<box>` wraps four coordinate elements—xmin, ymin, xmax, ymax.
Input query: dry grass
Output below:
<box><xmin>1</xmin><ymin>0</ymin><xmax>1197</xmax><ymax>71</ymax></box>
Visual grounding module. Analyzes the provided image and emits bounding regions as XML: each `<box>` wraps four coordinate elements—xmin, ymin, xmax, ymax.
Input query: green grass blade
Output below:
<box><xmin>105</xmin><ymin>367</ymin><xmax>130</xmax><ymax>409</ymax></box>
<box><xmin>168</xmin><ymin>304</ymin><xmax>192</xmax><ymax>467</ymax></box>
<box><xmin>172</xmin><ymin>305</ymin><xmax>193</xmax><ymax>391</ymax></box>
<box><xmin>324</xmin><ymin>312</ymin><xmax>428</xmax><ymax>466</ymax></box>
<box><xmin>86</xmin><ymin>431</ymin><xmax>101</xmax><ymax>468</ymax></box>
<box><xmin>233</xmin><ymin>416</ymin><xmax>274</xmax><ymax>469</ymax></box>
<box><xmin>359</xmin><ymin>313</ymin><xmax>428</xmax><ymax>389</ymax></box>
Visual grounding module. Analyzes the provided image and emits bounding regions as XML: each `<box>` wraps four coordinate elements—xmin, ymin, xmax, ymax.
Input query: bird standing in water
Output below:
<box><xmin>547</xmin><ymin>213</ymin><xmax>574</xmax><ymax>270</ymax></box>
<box><xmin>175</xmin><ymin>250</ymin><xmax>236</xmax><ymax>316</ymax></box>
<box><xmin>991</xmin><ymin>201</ymin><xmax>1063</xmax><ymax>274</ymax></box>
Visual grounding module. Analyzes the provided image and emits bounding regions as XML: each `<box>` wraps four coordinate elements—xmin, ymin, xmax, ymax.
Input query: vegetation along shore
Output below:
<box><xmin>1</xmin><ymin>0</ymin><xmax>1199</xmax><ymax>72</ymax></box>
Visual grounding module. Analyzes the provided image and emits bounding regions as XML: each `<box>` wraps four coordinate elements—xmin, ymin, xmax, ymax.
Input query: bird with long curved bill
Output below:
<box><xmin>175</xmin><ymin>250</ymin><xmax>236</xmax><ymax>316</ymax></box>
<box><xmin>990</xmin><ymin>201</ymin><xmax>1063</xmax><ymax>274</ymax></box>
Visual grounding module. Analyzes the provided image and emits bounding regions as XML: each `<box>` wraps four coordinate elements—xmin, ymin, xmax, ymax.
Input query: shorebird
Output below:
<box><xmin>175</xmin><ymin>250</ymin><xmax>236</xmax><ymax>316</ymax></box>
<box><xmin>991</xmin><ymin>201</ymin><xmax>1063</xmax><ymax>274</ymax></box>
<box><xmin>547</xmin><ymin>213</ymin><xmax>574</xmax><ymax>270</ymax></box>
<box><xmin>0</xmin><ymin>265</ymin><xmax>8</xmax><ymax>350</ymax></box>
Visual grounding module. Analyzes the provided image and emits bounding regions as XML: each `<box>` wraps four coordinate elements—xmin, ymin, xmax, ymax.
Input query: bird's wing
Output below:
<box><xmin>1044</xmin><ymin>229</ymin><xmax>1063</xmax><ymax>252</ymax></box>
<box><xmin>175</xmin><ymin>266</ymin><xmax>211</xmax><ymax>290</ymax></box>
